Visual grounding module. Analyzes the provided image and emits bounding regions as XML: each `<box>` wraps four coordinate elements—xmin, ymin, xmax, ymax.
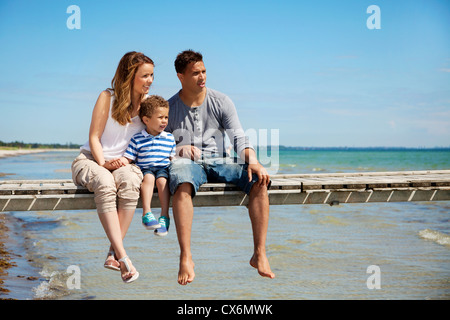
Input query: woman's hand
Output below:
<box><xmin>103</xmin><ymin>158</ymin><xmax>128</xmax><ymax>171</ymax></box>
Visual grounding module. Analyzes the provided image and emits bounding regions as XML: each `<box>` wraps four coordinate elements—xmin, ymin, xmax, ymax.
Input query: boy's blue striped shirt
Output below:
<box><xmin>124</xmin><ymin>129</ymin><xmax>176</xmax><ymax>170</ymax></box>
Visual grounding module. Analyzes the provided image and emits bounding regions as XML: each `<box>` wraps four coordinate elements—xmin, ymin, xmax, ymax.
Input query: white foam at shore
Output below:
<box><xmin>419</xmin><ymin>229</ymin><xmax>450</xmax><ymax>246</ymax></box>
<box><xmin>33</xmin><ymin>268</ymin><xmax>71</xmax><ymax>299</ymax></box>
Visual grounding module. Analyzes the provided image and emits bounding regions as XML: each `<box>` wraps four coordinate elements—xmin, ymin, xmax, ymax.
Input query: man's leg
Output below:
<box><xmin>247</xmin><ymin>183</ymin><xmax>275</xmax><ymax>279</ymax></box>
<box><xmin>172</xmin><ymin>182</ymin><xmax>195</xmax><ymax>285</ymax></box>
<box><xmin>208</xmin><ymin>160</ymin><xmax>275</xmax><ymax>279</ymax></box>
<box><xmin>169</xmin><ymin>158</ymin><xmax>206</xmax><ymax>285</ymax></box>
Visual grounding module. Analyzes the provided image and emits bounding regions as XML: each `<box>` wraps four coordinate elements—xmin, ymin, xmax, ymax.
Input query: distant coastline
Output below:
<box><xmin>273</xmin><ymin>146</ymin><xmax>450</xmax><ymax>151</ymax></box>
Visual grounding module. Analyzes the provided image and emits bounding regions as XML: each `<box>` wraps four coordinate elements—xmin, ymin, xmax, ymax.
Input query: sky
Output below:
<box><xmin>0</xmin><ymin>0</ymin><xmax>449</xmax><ymax>148</ymax></box>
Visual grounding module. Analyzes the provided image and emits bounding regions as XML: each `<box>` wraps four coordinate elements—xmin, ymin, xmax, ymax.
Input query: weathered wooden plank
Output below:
<box><xmin>433</xmin><ymin>189</ymin><xmax>450</xmax><ymax>201</ymax></box>
<box><xmin>1</xmin><ymin>170</ymin><xmax>449</xmax><ymax>211</ymax></box>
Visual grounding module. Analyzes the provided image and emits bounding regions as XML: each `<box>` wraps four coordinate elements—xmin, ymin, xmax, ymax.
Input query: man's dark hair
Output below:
<box><xmin>174</xmin><ymin>50</ymin><xmax>203</xmax><ymax>74</ymax></box>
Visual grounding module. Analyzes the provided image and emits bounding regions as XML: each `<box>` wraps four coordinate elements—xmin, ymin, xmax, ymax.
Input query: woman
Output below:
<box><xmin>71</xmin><ymin>51</ymin><xmax>154</xmax><ymax>283</ymax></box>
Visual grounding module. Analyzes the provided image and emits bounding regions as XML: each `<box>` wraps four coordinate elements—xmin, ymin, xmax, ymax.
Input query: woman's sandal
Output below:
<box><xmin>104</xmin><ymin>250</ymin><xmax>120</xmax><ymax>271</ymax></box>
<box><xmin>119</xmin><ymin>255</ymin><xmax>139</xmax><ymax>283</ymax></box>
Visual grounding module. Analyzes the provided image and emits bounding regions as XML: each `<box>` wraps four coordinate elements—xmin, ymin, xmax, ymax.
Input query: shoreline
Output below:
<box><xmin>0</xmin><ymin>148</ymin><xmax>78</xmax><ymax>159</ymax></box>
<box><xmin>0</xmin><ymin>214</ymin><xmax>42</xmax><ymax>300</ymax></box>
<box><xmin>0</xmin><ymin>215</ymin><xmax>14</xmax><ymax>299</ymax></box>
<box><xmin>0</xmin><ymin>148</ymin><xmax>78</xmax><ymax>299</ymax></box>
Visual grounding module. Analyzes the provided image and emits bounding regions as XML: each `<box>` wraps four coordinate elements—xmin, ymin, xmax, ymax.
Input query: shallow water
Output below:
<box><xmin>5</xmin><ymin>201</ymin><xmax>449</xmax><ymax>300</ymax></box>
<box><xmin>1</xmin><ymin>150</ymin><xmax>449</xmax><ymax>299</ymax></box>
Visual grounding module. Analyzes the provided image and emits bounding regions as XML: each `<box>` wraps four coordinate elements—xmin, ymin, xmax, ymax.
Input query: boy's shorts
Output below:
<box><xmin>168</xmin><ymin>156</ymin><xmax>269</xmax><ymax>196</ymax></box>
<box><xmin>142</xmin><ymin>166</ymin><xmax>169</xmax><ymax>180</ymax></box>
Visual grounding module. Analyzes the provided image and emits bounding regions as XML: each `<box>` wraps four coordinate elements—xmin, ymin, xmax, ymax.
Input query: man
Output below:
<box><xmin>166</xmin><ymin>50</ymin><xmax>275</xmax><ymax>285</ymax></box>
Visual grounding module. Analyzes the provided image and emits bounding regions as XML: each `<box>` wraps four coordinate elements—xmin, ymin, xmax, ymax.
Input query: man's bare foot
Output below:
<box><xmin>250</xmin><ymin>253</ymin><xmax>275</xmax><ymax>279</ymax></box>
<box><xmin>178</xmin><ymin>255</ymin><xmax>195</xmax><ymax>285</ymax></box>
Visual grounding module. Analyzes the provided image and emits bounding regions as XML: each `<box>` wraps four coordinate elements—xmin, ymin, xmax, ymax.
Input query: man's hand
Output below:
<box><xmin>247</xmin><ymin>162</ymin><xmax>270</xmax><ymax>186</ymax></box>
<box><xmin>177</xmin><ymin>145</ymin><xmax>201</xmax><ymax>161</ymax></box>
<box><xmin>241</xmin><ymin>148</ymin><xmax>270</xmax><ymax>186</ymax></box>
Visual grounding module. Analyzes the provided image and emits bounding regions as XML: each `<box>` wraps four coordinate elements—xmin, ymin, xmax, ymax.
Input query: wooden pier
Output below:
<box><xmin>1</xmin><ymin>170</ymin><xmax>449</xmax><ymax>212</ymax></box>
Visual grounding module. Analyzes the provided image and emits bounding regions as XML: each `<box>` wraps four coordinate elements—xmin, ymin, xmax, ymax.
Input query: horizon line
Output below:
<box><xmin>1</xmin><ymin>141</ymin><xmax>450</xmax><ymax>151</ymax></box>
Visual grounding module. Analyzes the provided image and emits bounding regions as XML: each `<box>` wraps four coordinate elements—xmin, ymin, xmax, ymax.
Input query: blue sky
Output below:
<box><xmin>0</xmin><ymin>0</ymin><xmax>449</xmax><ymax>147</ymax></box>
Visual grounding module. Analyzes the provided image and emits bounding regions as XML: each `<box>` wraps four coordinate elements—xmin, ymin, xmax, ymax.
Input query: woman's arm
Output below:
<box><xmin>88</xmin><ymin>90</ymin><xmax>111</xmax><ymax>167</ymax></box>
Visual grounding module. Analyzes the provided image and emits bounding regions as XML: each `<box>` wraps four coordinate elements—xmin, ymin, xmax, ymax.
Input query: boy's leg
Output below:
<box><xmin>141</xmin><ymin>173</ymin><xmax>156</xmax><ymax>215</ymax></box>
<box><xmin>141</xmin><ymin>173</ymin><xmax>161</xmax><ymax>229</ymax></box>
<box><xmin>155</xmin><ymin>177</ymin><xmax>170</xmax><ymax>218</ymax></box>
<box><xmin>154</xmin><ymin>176</ymin><xmax>171</xmax><ymax>237</ymax></box>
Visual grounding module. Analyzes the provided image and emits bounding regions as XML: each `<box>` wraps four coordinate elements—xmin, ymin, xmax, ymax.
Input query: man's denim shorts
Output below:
<box><xmin>142</xmin><ymin>166</ymin><xmax>169</xmax><ymax>180</ymax></box>
<box><xmin>168</xmin><ymin>156</ymin><xmax>262</xmax><ymax>196</ymax></box>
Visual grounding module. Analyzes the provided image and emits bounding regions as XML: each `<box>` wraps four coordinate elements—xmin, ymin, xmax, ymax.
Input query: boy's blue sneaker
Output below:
<box><xmin>154</xmin><ymin>216</ymin><xmax>170</xmax><ymax>237</ymax></box>
<box><xmin>142</xmin><ymin>212</ymin><xmax>161</xmax><ymax>230</ymax></box>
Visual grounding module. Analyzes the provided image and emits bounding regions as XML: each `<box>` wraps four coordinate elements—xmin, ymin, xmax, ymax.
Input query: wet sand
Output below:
<box><xmin>0</xmin><ymin>150</ymin><xmax>35</xmax><ymax>298</ymax></box>
<box><xmin>0</xmin><ymin>215</ymin><xmax>13</xmax><ymax>298</ymax></box>
<box><xmin>0</xmin><ymin>215</ymin><xmax>41</xmax><ymax>300</ymax></box>
<box><xmin>0</xmin><ymin>149</ymin><xmax>73</xmax><ymax>299</ymax></box>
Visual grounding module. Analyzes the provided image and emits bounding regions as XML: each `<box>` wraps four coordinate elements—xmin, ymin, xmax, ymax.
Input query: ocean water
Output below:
<box><xmin>0</xmin><ymin>149</ymin><xmax>449</xmax><ymax>300</ymax></box>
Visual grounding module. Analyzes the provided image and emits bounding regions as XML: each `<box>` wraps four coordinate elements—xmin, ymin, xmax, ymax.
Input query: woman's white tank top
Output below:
<box><xmin>81</xmin><ymin>89</ymin><xmax>145</xmax><ymax>160</ymax></box>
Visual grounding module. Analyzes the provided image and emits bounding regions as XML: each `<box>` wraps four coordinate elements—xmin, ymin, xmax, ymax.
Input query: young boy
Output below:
<box><xmin>122</xmin><ymin>95</ymin><xmax>176</xmax><ymax>236</ymax></box>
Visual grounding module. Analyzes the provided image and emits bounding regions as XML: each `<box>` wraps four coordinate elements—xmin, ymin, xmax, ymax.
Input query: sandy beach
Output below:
<box><xmin>0</xmin><ymin>149</ymin><xmax>55</xmax><ymax>159</ymax></box>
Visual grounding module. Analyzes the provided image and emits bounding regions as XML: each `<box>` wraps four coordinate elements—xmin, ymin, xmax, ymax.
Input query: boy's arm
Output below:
<box><xmin>123</xmin><ymin>137</ymin><xmax>138</xmax><ymax>164</ymax></box>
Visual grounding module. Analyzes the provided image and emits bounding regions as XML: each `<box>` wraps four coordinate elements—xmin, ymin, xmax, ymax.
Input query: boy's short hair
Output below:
<box><xmin>139</xmin><ymin>95</ymin><xmax>169</xmax><ymax>120</ymax></box>
<box><xmin>174</xmin><ymin>50</ymin><xmax>203</xmax><ymax>74</ymax></box>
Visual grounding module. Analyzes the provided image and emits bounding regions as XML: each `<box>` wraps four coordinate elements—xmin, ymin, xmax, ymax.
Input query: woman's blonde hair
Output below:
<box><xmin>110</xmin><ymin>51</ymin><xmax>154</xmax><ymax>125</ymax></box>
